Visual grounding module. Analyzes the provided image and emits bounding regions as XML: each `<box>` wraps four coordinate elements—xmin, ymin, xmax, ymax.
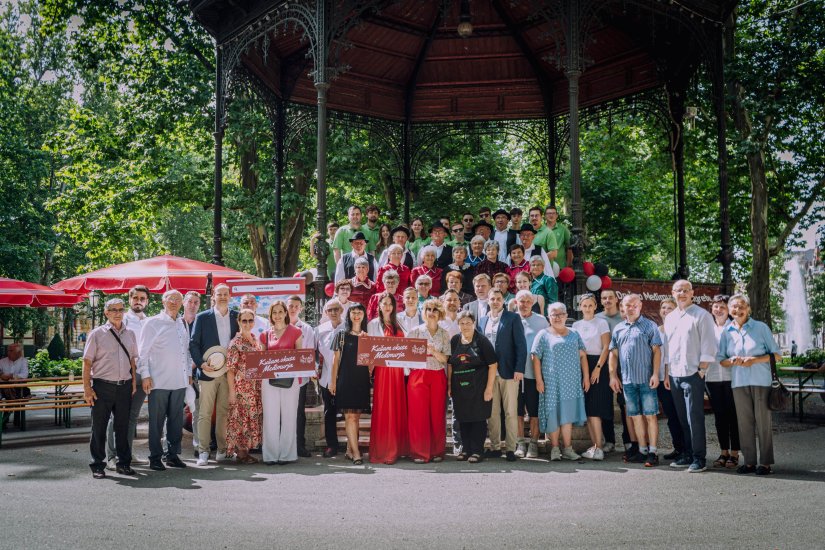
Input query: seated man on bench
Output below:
<box><xmin>0</xmin><ymin>343</ymin><xmax>30</xmax><ymax>428</ymax></box>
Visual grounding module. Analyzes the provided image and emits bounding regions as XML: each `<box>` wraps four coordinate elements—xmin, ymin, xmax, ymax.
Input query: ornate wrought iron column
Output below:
<box><xmin>274</xmin><ymin>97</ymin><xmax>286</xmax><ymax>277</ymax></box>
<box><xmin>712</xmin><ymin>32</ymin><xmax>733</xmax><ymax>294</ymax></box>
<box><xmin>212</xmin><ymin>45</ymin><xmax>225</xmax><ymax>266</ymax></box>
<box><xmin>312</xmin><ymin>0</ymin><xmax>330</xmax><ymax>319</ymax></box>
<box><xmin>548</xmin><ymin>116</ymin><xmax>557</xmax><ymax>206</ymax></box>
<box><xmin>667</xmin><ymin>82</ymin><xmax>689</xmax><ymax>279</ymax></box>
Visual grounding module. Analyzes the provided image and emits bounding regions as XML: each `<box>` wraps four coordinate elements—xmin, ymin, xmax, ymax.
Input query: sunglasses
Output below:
<box><xmin>424</xmin><ymin>307</ymin><xmax>439</xmax><ymax>312</ymax></box>
<box><xmin>463</xmin><ymin>218</ymin><xmax>473</xmax><ymax>222</ymax></box>
<box><xmin>452</xmin><ymin>228</ymin><xmax>463</xmax><ymax>232</ymax></box>
<box><xmin>240</xmin><ymin>318</ymin><xmax>255</xmax><ymax>324</ymax></box>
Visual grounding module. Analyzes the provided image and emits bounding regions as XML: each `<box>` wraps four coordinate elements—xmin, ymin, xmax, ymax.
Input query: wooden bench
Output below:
<box><xmin>785</xmin><ymin>384</ymin><xmax>825</xmax><ymax>421</ymax></box>
<box><xmin>0</xmin><ymin>377</ymin><xmax>87</xmax><ymax>447</ymax></box>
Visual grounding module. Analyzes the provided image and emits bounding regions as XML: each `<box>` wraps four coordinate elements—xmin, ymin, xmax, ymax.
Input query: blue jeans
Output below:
<box><xmin>669</xmin><ymin>373</ymin><xmax>706</xmax><ymax>463</ymax></box>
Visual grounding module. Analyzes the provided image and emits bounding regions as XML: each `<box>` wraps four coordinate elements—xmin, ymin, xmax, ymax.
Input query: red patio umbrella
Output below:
<box><xmin>52</xmin><ymin>255</ymin><xmax>258</xmax><ymax>295</ymax></box>
<box><xmin>0</xmin><ymin>277</ymin><xmax>85</xmax><ymax>307</ymax></box>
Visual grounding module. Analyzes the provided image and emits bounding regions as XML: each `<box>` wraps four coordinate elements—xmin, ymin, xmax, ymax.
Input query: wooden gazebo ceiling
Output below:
<box><xmin>191</xmin><ymin>0</ymin><xmax>735</xmax><ymax>122</ymax></box>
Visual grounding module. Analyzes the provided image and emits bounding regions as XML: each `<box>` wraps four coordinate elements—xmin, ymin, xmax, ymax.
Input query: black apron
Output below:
<box><xmin>449</xmin><ymin>339</ymin><xmax>493</xmax><ymax>422</ymax></box>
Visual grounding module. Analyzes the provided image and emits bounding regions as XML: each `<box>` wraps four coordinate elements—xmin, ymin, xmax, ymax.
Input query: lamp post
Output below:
<box><xmin>88</xmin><ymin>291</ymin><xmax>99</xmax><ymax>330</ymax></box>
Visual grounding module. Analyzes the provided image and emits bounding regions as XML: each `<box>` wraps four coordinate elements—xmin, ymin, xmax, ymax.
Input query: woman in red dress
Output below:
<box><xmin>410</xmin><ymin>246</ymin><xmax>444</xmax><ymax>297</ymax></box>
<box><xmin>349</xmin><ymin>257</ymin><xmax>376</xmax><ymax>307</ymax></box>
<box><xmin>375</xmin><ymin>244</ymin><xmax>411</xmax><ymax>293</ymax></box>
<box><xmin>226</xmin><ymin>308</ymin><xmax>263</xmax><ymax>464</ymax></box>
<box><xmin>367</xmin><ymin>269</ymin><xmax>403</xmax><ymax>321</ymax></box>
<box><xmin>366</xmin><ymin>292</ymin><xmax>409</xmax><ymax>464</ymax></box>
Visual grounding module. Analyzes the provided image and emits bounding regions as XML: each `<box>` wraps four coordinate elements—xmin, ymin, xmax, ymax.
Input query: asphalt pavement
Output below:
<box><xmin>1</xmin><ymin>409</ymin><xmax>824</xmax><ymax>549</ymax></box>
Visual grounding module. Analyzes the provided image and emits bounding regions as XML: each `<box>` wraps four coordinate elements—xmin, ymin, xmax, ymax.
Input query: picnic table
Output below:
<box><xmin>0</xmin><ymin>376</ymin><xmax>86</xmax><ymax>446</ymax></box>
<box><xmin>779</xmin><ymin>366</ymin><xmax>825</xmax><ymax>421</ymax></box>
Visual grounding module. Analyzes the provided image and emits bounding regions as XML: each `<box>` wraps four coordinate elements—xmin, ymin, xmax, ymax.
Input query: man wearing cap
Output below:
<box><xmin>378</xmin><ymin>225</ymin><xmax>416</xmax><ymax>269</ymax></box>
<box><xmin>83</xmin><ymin>298</ymin><xmax>138</xmax><ymax>478</ymax></box>
<box><xmin>189</xmin><ymin>283</ymin><xmax>239</xmax><ymax>466</ymax></box>
<box><xmin>139</xmin><ymin>289</ymin><xmax>192</xmax><ymax>471</ymax></box>
<box><xmin>472</xmin><ymin>219</ymin><xmax>494</xmax><ymax>242</ymax></box>
<box><xmin>528</xmin><ymin>206</ymin><xmax>558</xmax><ymax>260</ymax></box>
<box><xmin>545</xmin><ymin>205</ymin><xmax>572</xmax><ymax>269</ymax></box>
<box><xmin>492</xmin><ymin>209</ymin><xmax>519</xmax><ymax>262</ymax></box>
<box><xmin>514</xmin><ymin>223</ymin><xmax>554</xmax><ymax>276</ymax></box>
<box><xmin>335</xmin><ymin>231</ymin><xmax>378</xmax><ymax>283</ymax></box>
<box><xmin>332</xmin><ymin>205</ymin><xmax>363</xmax><ymax>263</ymax></box>
<box><xmin>429</xmin><ymin>221</ymin><xmax>453</xmax><ymax>270</ymax></box>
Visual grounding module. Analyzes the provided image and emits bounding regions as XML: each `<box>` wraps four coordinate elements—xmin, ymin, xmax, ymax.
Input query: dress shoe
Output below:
<box><xmin>149</xmin><ymin>459</ymin><xmax>166</xmax><ymax>471</ymax></box>
<box><xmin>92</xmin><ymin>470</ymin><xmax>106</xmax><ymax>479</ymax></box>
<box><xmin>663</xmin><ymin>450</ymin><xmax>681</xmax><ymax>460</ymax></box>
<box><xmin>483</xmin><ymin>449</ymin><xmax>503</xmax><ymax>459</ymax></box>
<box><xmin>116</xmin><ymin>465</ymin><xmax>136</xmax><ymax>476</ymax></box>
<box><xmin>165</xmin><ymin>456</ymin><xmax>187</xmax><ymax>468</ymax></box>
<box><xmin>297</xmin><ymin>448</ymin><xmax>312</xmax><ymax>458</ymax></box>
<box><xmin>505</xmin><ymin>451</ymin><xmax>518</xmax><ymax>462</ymax></box>
<box><xmin>322</xmin><ymin>447</ymin><xmax>337</xmax><ymax>458</ymax></box>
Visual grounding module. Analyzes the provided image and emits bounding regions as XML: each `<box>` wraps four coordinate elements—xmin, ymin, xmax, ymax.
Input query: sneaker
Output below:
<box><xmin>505</xmin><ymin>451</ymin><xmax>517</xmax><ymax>462</ymax></box>
<box><xmin>452</xmin><ymin>444</ymin><xmax>463</xmax><ymax>456</ymax></box>
<box><xmin>561</xmin><ymin>447</ymin><xmax>580</xmax><ymax>461</ymax></box>
<box><xmin>215</xmin><ymin>451</ymin><xmax>229</xmax><ymax>462</ymax></box>
<box><xmin>514</xmin><ymin>441</ymin><xmax>527</xmax><ymax>458</ymax></box>
<box><xmin>644</xmin><ymin>452</ymin><xmax>659</xmax><ymax>467</ymax></box>
<box><xmin>602</xmin><ymin>442</ymin><xmax>615</xmax><ymax>453</ymax></box>
<box><xmin>592</xmin><ymin>447</ymin><xmax>605</xmax><ymax>461</ymax></box>
<box><xmin>105</xmin><ymin>458</ymin><xmax>117</xmax><ymax>471</ymax></box>
<box><xmin>526</xmin><ymin>442</ymin><xmax>539</xmax><ymax>459</ymax></box>
<box><xmin>687</xmin><ymin>460</ymin><xmax>707</xmax><ymax>473</ymax></box>
<box><xmin>670</xmin><ymin>456</ymin><xmax>692</xmax><ymax>468</ymax></box>
<box><xmin>196</xmin><ymin>452</ymin><xmax>209</xmax><ymax>466</ymax></box>
<box><xmin>582</xmin><ymin>446</ymin><xmax>598</xmax><ymax>459</ymax></box>
<box><xmin>550</xmin><ymin>446</ymin><xmax>561</xmax><ymax>461</ymax></box>
<box><xmin>131</xmin><ymin>455</ymin><xmax>148</xmax><ymax>465</ymax></box>
<box><xmin>627</xmin><ymin>452</ymin><xmax>647</xmax><ymax>463</ymax></box>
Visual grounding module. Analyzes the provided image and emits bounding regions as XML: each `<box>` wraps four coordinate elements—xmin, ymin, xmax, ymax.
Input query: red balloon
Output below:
<box><xmin>558</xmin><ymin>267</ymin><xmax>575</xmax><ymax>284</ymax></box>
<box><xmin>583</xmin><ymin>262</ymin><xmax>595</xmax><ymax>276</ymax></box>
<box><xmin>325</xmin><ymin>282</ymin><xmax>335</xmax><ymax>297</ymax></box>
<box><xmin>293</xmin><ymin>272</ymin><xmax>302</xmax><ymax>277</ymax></box>
<box><xmin>600</xmin><ymin>275</ymin><xmax>612</xmax><ymax>290</ymax></box>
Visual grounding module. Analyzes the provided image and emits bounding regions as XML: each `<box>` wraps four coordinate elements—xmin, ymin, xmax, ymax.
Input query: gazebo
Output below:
<box><xmin>186</xmin><ymin>0</ymin><xmax>737</xmax><ymax>318</ymax></box>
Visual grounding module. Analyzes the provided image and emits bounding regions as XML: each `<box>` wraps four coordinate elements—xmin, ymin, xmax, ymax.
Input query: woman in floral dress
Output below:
<box><xmin>226</xmin><ymin>308</ymin><xmax>263</xmax><ymax>464</ymax></box>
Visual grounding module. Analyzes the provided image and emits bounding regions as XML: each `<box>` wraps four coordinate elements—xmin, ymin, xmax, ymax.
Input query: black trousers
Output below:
<box><xmin>296</xmin><ymin>383</ymin><xmax>308</xmax><ymax>451</ymax></box>
<box><xmin>657</xmin><ymin>384</ymin><xmax>686</xmax><ymax>453</ymax></box>
<box><xmin>706</xmin><ymin>380</ymin><xmax>740</xmax><ymax>452</ymax></box>
<box><xmin>90</xmin><ymin>380</ymin><xmax>132</xmax><ymax>471</ymax></box>
<box><xmin>459</xmin><ymin>421</ymin><xmax>487</xmax><ymax>456</ymax></box>
<box><xmin>603</xmin><ymin>391</ymin><xmax>632</xmax><ymax>446</ymax></box>
<box><xmin>320</xmin><ymin>385</ymin><xmax>339</xmax><ymax>450</ymax></box>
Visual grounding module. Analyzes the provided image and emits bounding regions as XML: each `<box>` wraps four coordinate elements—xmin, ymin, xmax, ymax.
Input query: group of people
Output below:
<box><xmin>77</xmin><ymin>202</ymin><xmax>782</xmax><ymax>478</ymax></box>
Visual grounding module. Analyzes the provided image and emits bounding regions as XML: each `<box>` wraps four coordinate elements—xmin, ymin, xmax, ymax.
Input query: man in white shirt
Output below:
<box><xmin>492</xmin><ymin>209</ymin><xmax>519</xmax><ymax>262</ymax></box>
<box><xmin>107</xmin><ymin>284</ymin><xmax>150</xmax><ymax>468</ymax></box>
<box><xmin>315</xmin><ymin>299</ymin><xmax>344</xmax><ymax>458</ymax></box>
<box><xmin>663</xmin><ymin>279</ymin><xmax>717</xmax><ymax>473</ymax></box>
<box><xmin>287</xmin><ymin>295</ymin><xmax>316</xmax><ymax>458</ymax></box>
<box><xmin>139</xmin><ymin>290</ymin><xmax>192</xmax><ymax>471</ymax></box>
<box><xmin>463</xmin><ymin>274</ymin><xmax>492</xmax><ymax>326</ymax></box>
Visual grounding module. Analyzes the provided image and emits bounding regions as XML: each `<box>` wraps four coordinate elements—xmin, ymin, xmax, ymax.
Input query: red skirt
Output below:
<box><xmin>369</xmin><ymin>366</ymin><xmax>409</xmax><ymax>463</ymax></box>
<box><xmin>407</xmin><ymin>369</ymin><xmax>447</xmax><ymax>462</ymax></box>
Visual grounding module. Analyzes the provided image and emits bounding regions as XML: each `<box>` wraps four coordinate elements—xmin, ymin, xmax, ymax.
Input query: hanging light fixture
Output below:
<box><xmin>457</xmin><ymin>0</ymin><xmax>473</xmax><ymax>38</ymax></box>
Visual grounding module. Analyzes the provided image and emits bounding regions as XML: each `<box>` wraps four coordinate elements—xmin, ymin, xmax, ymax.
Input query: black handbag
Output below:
<box><xmin>767</xmin><ymin>353</ymin><xmax>789</xmax><ymax>411</ymax></box>
<box><xmin>269</xmin><ymin>377</ymin><xmax>295</xmax><ymax>388</ymax></box>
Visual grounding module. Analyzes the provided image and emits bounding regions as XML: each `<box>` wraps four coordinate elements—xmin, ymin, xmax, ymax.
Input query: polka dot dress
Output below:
<box><xmin>531</xmin><ymin>329</ymin><xmax>587</xmax><ymax>434</ymax></box>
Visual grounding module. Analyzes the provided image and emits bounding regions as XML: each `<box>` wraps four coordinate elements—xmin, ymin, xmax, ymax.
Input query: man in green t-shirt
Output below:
<box><xmin>360</xmin><ymin>204</ymin><xmax>381</xmax><ymax>253</ymax></box>
<box><xmin>324</xmin><ymin>221</ymin><xmax>339</xmax><ymax>279</ymax></box>
<box><xmin>528</xmin><ymin>206</ymin><xmax>558</xmax><ymax>262</ymax></box>
<box><xmin>332</xmin><ymin>205</ymin><xmax>363</xmax><ymax>262</ymax></box>
<box><xmin>545</xmin><ymin>205</ymin><xmax>572</xmax><ymax>269</ymax></box>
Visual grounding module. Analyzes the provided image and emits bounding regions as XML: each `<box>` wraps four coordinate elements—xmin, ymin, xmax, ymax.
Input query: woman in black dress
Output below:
<box><xmin>330</xmin><ymin>303</ymin><xmax>371</xmax><ymax>465</ymax></box>
<box><xmin>447</xmin><ymin>311</ymin><xmax>498</xmax><ymax>463</ymax></box>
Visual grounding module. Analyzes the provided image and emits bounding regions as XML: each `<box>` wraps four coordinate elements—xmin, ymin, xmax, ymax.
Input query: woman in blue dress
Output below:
<box><xmin>531</xmin><ymin>302</ymin><xmax>590</xmax><ymax>461</ymax></box>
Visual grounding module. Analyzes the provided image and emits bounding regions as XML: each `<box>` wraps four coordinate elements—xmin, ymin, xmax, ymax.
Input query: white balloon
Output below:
<box><xmin>586</xmin><ymin>274</ymin><xmax>602</xmax><ymax>291</ymax></box>
<box><xmin>551</xmin><ymin>262</ymin><xmax>560</xmax><ymax>276</ymax></box>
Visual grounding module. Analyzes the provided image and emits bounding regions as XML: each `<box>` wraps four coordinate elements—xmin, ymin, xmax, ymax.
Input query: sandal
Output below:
<box><xmin>352</xmin><ymin>456</ymin><xmax>363</xmax><ymax>466</ymax></box>
<box><xmin>467</xmin><ymin>454</ymin><xmax>481</xmax><ymax>464</ymax></box>
<box><xmin>456</xmin><ymin>453</ymin><xmax>469</xmax><ymax>461</ymax></box>
<box><xmin>413</xmin><ymin>458</ymin><xmax>426</xmax><ymax>464</ymax></box>
<box><xmin>713</xmin><ymin>454</ymin><xmax>728</xmax><ymax>468</ymax></box>
<box><xmin>725</xmin><ymin>455</ymin><xmax>739</xmax><ymax>469</ymax></box>
<box><xmin>239</xmin><ymin>455</ymin><xmax>259</xmax><ymax>465</ymax></box>
<box><xmin>345</xmin><ymin>453</ymin><xmax>354</xmax><ymax>462</ymax></box>
<box><xmin>432</xmin><ymin>456</ymin><xmax>443</xmax><ymax>463</ymax></box>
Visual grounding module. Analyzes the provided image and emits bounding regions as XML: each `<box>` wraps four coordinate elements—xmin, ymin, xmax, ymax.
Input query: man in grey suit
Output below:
<box><xmin>189</xmin><ymin>283</ymin><xmax>239</xmax><ymax>466</ymax></box>
<box><xmin>462</xmin><ymin>273</ymin><xmax>492</xmax><ymax>326</ymax></box>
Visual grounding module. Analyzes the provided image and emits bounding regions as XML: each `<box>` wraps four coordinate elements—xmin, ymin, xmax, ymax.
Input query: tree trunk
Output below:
<box><xmin>381</xmin><ymin>173</ymin><xmax>397</xmax><ymax>221</ymax></box>
<box><xmin>239</xmin><ymin>138</ymin><xmax>273</xmax><ymax>278</ymax></box>
<box><xmin>280</xmin><ymin>171</ymin><xmax>311</xmax><ymax>277</ymax></box>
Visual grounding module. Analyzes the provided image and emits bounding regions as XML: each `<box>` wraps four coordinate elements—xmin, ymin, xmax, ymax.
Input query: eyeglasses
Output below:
<box><xmin>240</xmin><ymin>319</ymin><xmax>255</xmax><ymax>324</ymax></box>
<box><xmin>424</xmin><ymin>307</ymin><xmax>439</xmax><ymax>312</ymax></box>
<box><xmin>549</xmin><ymin>313</ymin><xmax>567</xmax><ymax>319</ymax></box>
<box><xmin>108</xmin><ymin>308</ymin><xmax>125</xmax><ymax>313</ymax></box>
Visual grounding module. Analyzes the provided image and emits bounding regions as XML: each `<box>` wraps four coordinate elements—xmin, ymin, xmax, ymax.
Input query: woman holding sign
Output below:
<box><xmin>259</xmin><ymin>301</ymin><xmax>303</xmax><ymax>465</ymax></box>
<box><xmin>226</xmin><ymin>308</ymin><xmax>264</xmax><ymax>464</ymax></box>
<box><xmin>330</xmin><ymin>303</ymin><xmax>371</xmax><ymax>465</ymax></box>
<box><xmin>367</xmin><ymin>293</ymin><xmax>408</xmax><ymax>464</ymax></box>
<box><xmin>447</xmin><ymin>311</ymin><xmax>498</xmax><ymax>463</ymax></box>
<box><xmin>406</xmin><ymin>298</ymin><xmax>451</xmax><ymax>464</ymax></box>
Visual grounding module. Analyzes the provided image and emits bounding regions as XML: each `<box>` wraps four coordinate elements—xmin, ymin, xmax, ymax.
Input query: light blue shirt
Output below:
<box><xmin>716</xmin><ymin>318</ymin><xmax>780</xmax><ymax>389</ymax></box>
<box><xmin>520</xmin><ymin>312</ymin><xmax>549</xmax><ymax>379</ymax></box>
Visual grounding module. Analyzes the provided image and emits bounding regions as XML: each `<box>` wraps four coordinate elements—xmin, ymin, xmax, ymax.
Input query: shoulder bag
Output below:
<box><xmin>767</xmin><ymin>353</ymin><xmax>790</xmax><ymax>411</ymax></box>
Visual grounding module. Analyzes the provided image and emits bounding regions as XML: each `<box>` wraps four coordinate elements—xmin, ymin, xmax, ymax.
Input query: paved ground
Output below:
<box><xmin>2</xmin><ymin>407</ymin><xmax>824</xmax><ymax>549</ymax></box>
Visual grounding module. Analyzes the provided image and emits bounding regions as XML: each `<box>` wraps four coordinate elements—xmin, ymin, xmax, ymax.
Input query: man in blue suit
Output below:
<box><xmin>478</xmin><ymin>288</ymin><xmax>527</xmax><ymax>461</ymax></box>
<box><xmin>189</xmin><ymin>283</ymin><xmax>238</xmax><ymax>466</ymax></box>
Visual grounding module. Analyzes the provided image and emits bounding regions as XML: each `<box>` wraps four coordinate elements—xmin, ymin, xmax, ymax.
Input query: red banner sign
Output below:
<box><xmin>356</xmin><ymin>335</ymin><xmax>428</xmax><ymax>369</ymax></box>
<box><xmin>243</xmin><ymin>349</ymin><xmax>316</xmax><ymax>380</ymax></box>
